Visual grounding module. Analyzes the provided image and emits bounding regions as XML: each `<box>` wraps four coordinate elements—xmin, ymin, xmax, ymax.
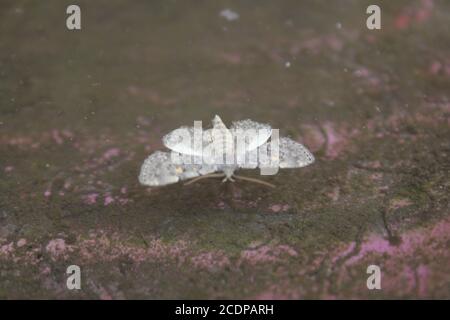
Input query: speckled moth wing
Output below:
<box><xmin>231</xmin><ymin>119</ymin><xmax>272</xmax><ymax>151</ymax></box>
<box><xmin>138</xmin><ymin>151</ymin><xmax>218</xmax><ymax>187</ymax></box>
<box><xmin>163</xmin><ymin>126</ymin><xmax>221</xmax><ymax>164</ymax></box>
<box><xmin>162</xmin><ymin>126</ymin><xmax>203</xmax><ymax>157</ymax></box>
<box><xmin>256</xmin><ymin>137</ymin><xmax>315</xmax><ymax>169</ymax></box>
<box><xmin>276</xmin><ymin>137</ymin><xmax>315</xmax><ymax>168</ymax></box>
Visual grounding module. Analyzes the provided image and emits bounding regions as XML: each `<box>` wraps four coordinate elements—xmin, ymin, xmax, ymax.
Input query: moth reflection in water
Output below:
<box><xmin>139</xmin><ymin>115</ymin><xmax>314</xmax><ymax>188</ymax></box>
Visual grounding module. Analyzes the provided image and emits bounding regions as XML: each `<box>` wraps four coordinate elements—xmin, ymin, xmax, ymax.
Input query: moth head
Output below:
<box><xmin>212</xmin><ymin>115</ymin><xmax>226</xmax><ymax>128</ymax></box>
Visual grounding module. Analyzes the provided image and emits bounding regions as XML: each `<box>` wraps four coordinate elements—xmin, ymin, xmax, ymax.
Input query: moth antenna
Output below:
<box><xmin>233</xmin><ymin>175</ymin><xmax>276</xmax><ymax>188</ymax></box>
<box><xmin>184</xmin><ymin>173</ymin><xmax>226</xmax><ymax>186</ymax></box>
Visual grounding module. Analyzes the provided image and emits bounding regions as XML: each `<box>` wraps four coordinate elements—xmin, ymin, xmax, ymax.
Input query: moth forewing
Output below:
<box><xmin>234</xmin><ymin>127</ymin><xmax>259</xmax><ymax>168</ymax></box>
<box><xmin>193</xmin><ymin>120</ymin><xmax>203</xmax><ymax>159</ymax></box>
<box><xmin>170</xmin><ymin>150</ymin><xmax>195</xmax><ymax>166</ymax></box>
<box><xmin>258</xmin><ymin>129</ymin><xmax>280</xmax><ymax>176</ymax></box>
<box><xmin>163</xmin><ymin>126</ymin><xmax>200</xmax><ymax>157</ymax></box>
<box><xmin>231</xmin><ymin>119</ymin><xmax>272</xmax><ymax>151</ymax></box>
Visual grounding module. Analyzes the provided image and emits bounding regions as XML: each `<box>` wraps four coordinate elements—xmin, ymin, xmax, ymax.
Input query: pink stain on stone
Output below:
<box><xmin>343</xmin><ymin>217</ymin><xmax>450</xmax><ymax>267</ymax></box>
<box><xmin>327</xmin><ymin>186</ymin><xmax>340</xmax><ymax>201</ymax></box>
<box><xmin>324</xmin><ymin>216</ymin><xmax>450</xmax><ymax>297</ymax></box>
<box><xmin>354</xmin><ymin>68</ymin><xmax>370</xmax><ymax>78</ymax></box>
<box><xmin>345</xmin><ymin>236</ymin><xmax>393</xmax><ymax>266</ymax></box>
<box><xmin>353</xmin><ymin>67</ymin><xmax>381</xmax><ymax>87</ymax></box>
<box><xmin>84</xmin><ymin>193</ymin><xmax>98</xmax><ymax>204</ymax></box>
<box><xmin>428</xmin><ymin>60</ymin><xmax>450</xmax><ymax>76</ymax></box>
<box><xmin>71</xmin><ymin>232</ymin><xmax>192</xmax><ymax>265</ymax></box>
<box><xmin>417</xmin><ymin>265</ymin><xmax>429</xmax><ymax>297</ymax></box>
<box><xmin>190</xmin><ymin>251</ymin><xmax>230</xmax><ymax>270</ymax></box>
<box><xmin>45</xmin><ymin>239</ymin><xmax>69</xmax><ymax>258</ymax></box>
<box><xmin>416</xmin><ymin>0</ymin><xmax>434</xmax><ymax>22</ymax></box>
<box><xmin>41</xmin><ymin>266</ymin><xmax>51</xmax><ymax>275</ymax></box>
<box><xmin>98</xmin><ymin>287</ymin><xmax>113</xmax><ymax>300</ymax></box>
<box><xmin>17</xmin><ymin>239</ymin><xmax>27</xmax><ymax>247</ymax></box>
<box><xmin>51</xmin><ymin>129</ymin><xmax>64</xmax><ymax>145</ymax></box>
<box><xmin>0</xmin><ymin>242</ymin><xmax>14</xmax><ymax>255</ymax></box>
<box><xmin>221</xmin><ymin>52</ymin><xmax>241</xmax><ymax>64</ymax></box>
<box><xmin>389</xmin><ymin>198</ymin><xmax>413</xmax><ymax>210</ymax></box>
<box><xmin>4</xmin><ymin>166</ymin><xmax>14</xmax><ymax>172</ymax></box>
<box><xmin>429</xmin><ymin>61</ymin><xmax>442</xmax><ymax>75</ymax></box>
<box><xmin>323</xmin><ymin>122</ymin><xmax>348</xmax><ymax>159</ymax></box>
<box><xmin>104</xmin><ymin>195</ymin><xmax>114</xmax><ymax>206</ymax></box>
<box><xmin>395</xmin><ymin>0</ymin><xmax>434</xmax><ymax>30</ymax></box>
<box><xmin>290</xmin><ymin>34</ymin><xmax>345</xmax><ymax>56</ymax></box>
<box><xmin>395</xmin><ymin>14</ymin><xmax>411</xmax><ymax>30</ymax></box>
<box><xmin>331</xmin><ymin>241</ymin><xmax>356</xmax><ymax>264</ymax></box>
<box><xmin>217</xmin><ymin>201</ymin><xmax>226</xmax><ymax>209</ymax></box>
<box><xmin>102</xmin><ymin>148</ymin><xmax>120</xmax><ymax>160</ymax></box>
<box><xmin>326</xmin><ymin>35</ymin><xmax>343</xmax><ymax>51</ymax></box>
<box><xmin>269</xmin><ymin>204</ymin><xmax>290</xmax><ymax>213</ymax></box>
<box><xmin>300</xmin><ymin>124</ymin><xmax>326</xmax><ymax>153</ymax></box>
<box><xmin>240</xmin><ymin>245</ymin><xmax>297</xmax><ymax>264</ymax></box>
<box><xmin>44</xmin><ymin>190</ymin><xmax>52</xmax><ymax>197</ymax></box>
<box><xmin>1</xmin><ymin>233</ymin><xmax>191</xmax><ymax>268</ymax></box>
<box><xmin>254</xmin><ymin>286</ymin><xmax>300</xmax><ymax>300</ymax></box>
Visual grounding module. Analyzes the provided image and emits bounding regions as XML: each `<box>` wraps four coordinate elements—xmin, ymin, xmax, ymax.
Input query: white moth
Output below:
<box><xmin>139</xmin><ymin>115</ymin><xmax>314</xmax><ymax>188</ymax></box>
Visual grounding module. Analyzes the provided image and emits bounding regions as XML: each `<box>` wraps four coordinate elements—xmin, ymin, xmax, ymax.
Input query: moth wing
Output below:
<box><xmin>276</xmin><ymin>137</ymin><xmax>315</xmax><ymax>168</ymax></box>
<box><xmin>236</xmin><ymin>146</ymin><xmax>259</xmax><ymax>169</ymax></box>
<box><xmin>139</xmin><ymin>151</ymin><xmax>218</xmax><ymax>187</ymax></box>
<box><xmin>180</xmin><ymin>154</ymin><xmax>219</xmax><ymax>179</ymax></box>
<box><xmin>162</xmin><ymin>126</ymin><xmax>220</xmax><ymax>164</ymax></box>
<box><xmin>251</xmin><ymin>137</ymin><xmax>314</xmax><ymax>170</ymax></box>
<box><xmin>231</xmin><ymin>119</ymin><xmax>272</xmax><ymax>152</ymax></box>
<box><xmin>162</xmin><ymin>126</ymin><xmax>203</xmax><ymax>156</ymax></box>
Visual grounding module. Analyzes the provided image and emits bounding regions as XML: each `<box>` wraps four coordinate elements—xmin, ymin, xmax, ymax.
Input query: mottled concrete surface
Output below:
<box><xmin>0</xmin><ymin>0</ymin><xmax>449</xmax><ymax>299</ymax></box>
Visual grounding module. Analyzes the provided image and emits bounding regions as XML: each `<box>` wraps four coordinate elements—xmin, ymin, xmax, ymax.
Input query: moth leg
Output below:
<box><xmin>222</xmin><ymin>176</ymin><xmax>235</xmax><ymax>183</ymax></box>
<box><xmin>233</xmin><ymin>174</ymin><xmax>276</xmax><ymax>188</ymax></box>
<box><xmin>184</xmin><ymin>173</ymin><xmax>226</xmax><ymax>186</ymax></box>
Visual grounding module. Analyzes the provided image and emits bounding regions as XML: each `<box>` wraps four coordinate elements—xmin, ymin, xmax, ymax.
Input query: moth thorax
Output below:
<box><xmin>222</xmin><ymin>166</ymin><xmax>235</xmax><ymax>178</ymax></box>
<box><xmin>211</xmin><ymin>115</ymin><xmax>235</xmax><ymax>163</ymax></box>
<box><xmin>212</xmin><ymin>128</ymin><xmax>234</xmax><ymax>156</ymax></box>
